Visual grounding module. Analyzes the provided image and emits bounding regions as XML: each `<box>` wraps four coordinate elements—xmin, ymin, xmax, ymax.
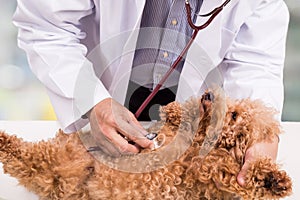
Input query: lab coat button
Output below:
<box><xmin>163</xmin><ymin>52</ymin><xmax>169</xmax><ymax>58</ymax></box>
<box><xmin>171</xmin><ymin>19</ymin><xmax>178</xmax><ymax>26</ymax></box>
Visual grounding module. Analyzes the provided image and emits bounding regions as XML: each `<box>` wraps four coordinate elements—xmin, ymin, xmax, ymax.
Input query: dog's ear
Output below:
<box><xmin>243</xmin><ymin>99</ymin><xmax>281</xmax><ymax>143</ymax></box>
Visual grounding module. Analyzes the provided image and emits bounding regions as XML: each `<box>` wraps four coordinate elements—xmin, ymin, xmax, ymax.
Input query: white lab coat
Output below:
<box><xmin>13</xmin><ymin>0</ymin><xmax>289</xmax><ymax>132</ymax></box>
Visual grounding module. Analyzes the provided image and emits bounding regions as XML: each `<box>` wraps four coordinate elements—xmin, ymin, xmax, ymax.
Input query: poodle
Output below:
<box><xmin>0</xmin><ymin>90</ymin><xmax>292</xmax><ymax>200</ymax></box>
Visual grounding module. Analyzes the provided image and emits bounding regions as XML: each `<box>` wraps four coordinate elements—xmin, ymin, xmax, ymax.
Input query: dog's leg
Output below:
<box><xmin>185</xmin><ymin>147</ymin><xmax>291</xmax><ymax>199</ymax></box>
<box><xmin>0</xmin><ymin>131</ymin><xmax>95</xmax><ymax>200</ymax></box>
<box><xmin>0</xmin><ymin>132</ymin><xmax>48</xmax><ymax>196</ymax></box>
<box><xmin>0</xmin><ymin>131</ymin><xmax>23</xmax><ymax>164</ymax></box>
<box><xmin>183</xmin><ymin>148</ymin><xmax>239</xmax><ymax>199</ymax></box>
<box><xmin>0</xmin><ymin>131</ymin><xmax>60</xmax><ymax>198</ymax></box>
<box><xmin>239</xmin><ymin>158</ymin><xmax>292</xmax><ymax>199</ymax></box>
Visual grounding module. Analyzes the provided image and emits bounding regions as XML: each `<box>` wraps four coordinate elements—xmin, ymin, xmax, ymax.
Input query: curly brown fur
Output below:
<box><xmin>0</xmin><ymin>91</ymin><xmax>292</xmax><ymax>200</ymax></box>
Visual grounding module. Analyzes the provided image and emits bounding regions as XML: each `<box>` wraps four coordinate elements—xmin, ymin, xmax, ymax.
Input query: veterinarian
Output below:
<box><xmin>13</xmin><ymin>0</ymin><xmax>289</xmax><ymax>186</ymax></box>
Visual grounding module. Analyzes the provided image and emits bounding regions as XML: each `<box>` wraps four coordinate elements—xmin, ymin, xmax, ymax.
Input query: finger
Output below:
<box><xmin>129</xmin><ymin>114</ymin><xmax>156</xmax><ymax>149</ymax></box>
<box><xmin>93</xmin><ymin>124</ymin><xmax>140</xmax><ymax>156</ymax></box>
<box><xmin>128</xmin><ymin>117</ymin><xmax>147</xmax><ymax>134</ymax></box>
<box><xmin>129</xmin><ymin>112</ymin><xmax>147</xmax><ymax>131</ymax></box>
<box><xmin>129</xmin><ymin>121</ymin><xmax>155</xmax><ymax>149</ymax></box>
<box><xmin>237</xmin><ymin>151</ymin><xmax>254</xmax><ymax>186</ymax></box>
<box><xmin>117</xmin><ymin>120</ymin><xmax>153</xmax><ymax>149</ymax></box>
<box><xmin>90</xmin><ymin>128</ymin><xmax>122</xmax><ymax>157</ymax></box>
<box><xmin>95</xmin><ymin>140</ymin><xmax>122</xmax><ymax>157</ymax></box>
<box><xmin>104</xmin><ymin>129</ymin><xmax>141</xmax><ymax>154</ymax></box>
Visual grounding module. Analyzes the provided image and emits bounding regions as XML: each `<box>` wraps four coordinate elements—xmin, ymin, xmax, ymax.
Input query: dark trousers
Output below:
<box><xmin>125</xmin><ymin>81</ymin><xmax>178</xmax><ymax>121</ymax></box>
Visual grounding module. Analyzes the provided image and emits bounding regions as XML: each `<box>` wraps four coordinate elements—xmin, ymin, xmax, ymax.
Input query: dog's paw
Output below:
<box><xmin>263</xmin><ymin>169</ymin><xmax>292</xmax><ymax>198</ymax></box>
<box><xmin>244</xmin><ymin>158</ymin><xmax>292</xmax><ymax>199</ymax></box>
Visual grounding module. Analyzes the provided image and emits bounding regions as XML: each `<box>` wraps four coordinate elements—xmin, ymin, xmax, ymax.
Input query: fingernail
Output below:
<box><xmin>237</xmin><ymin>175</ymin><xmax>245</xmax><ymax>186</ymax></box>
<box><xmin>150</xmin><ymin>143</ymin><xmax>155</xmax><ymax>150</ymax></box>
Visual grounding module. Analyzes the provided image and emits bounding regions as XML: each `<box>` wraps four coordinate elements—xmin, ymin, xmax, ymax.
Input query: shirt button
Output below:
<box><xmin>163</xmin><ymin>52</ymin><xmax>169</xmax><ymax>58</ymax></box>
<box><xmin>171</xmin><ymin>19</ymin><xmax>178</xmax><ymax>26</ymax></box>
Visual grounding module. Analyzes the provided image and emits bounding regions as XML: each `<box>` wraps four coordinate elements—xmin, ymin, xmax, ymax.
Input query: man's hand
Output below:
<box><xmin>88</xmin><ymin>98</ymin><xmax>153</xmax><ymax>157</ymax></box>
<box><xmin>237</xmin><ymin>136</ymin><xmax>279</xmax><ymax>186</ymax></box>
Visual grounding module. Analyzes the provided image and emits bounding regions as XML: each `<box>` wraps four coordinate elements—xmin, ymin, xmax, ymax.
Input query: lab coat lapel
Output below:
<box><xmin>176</xmin><ymin>0</ymin><xmax>235</xmax><ymax>102</ymax></box>
<box><xmin>194</xmin><ymin>0</ymin><xmax>223</xmax><ymax>64</ymax></box>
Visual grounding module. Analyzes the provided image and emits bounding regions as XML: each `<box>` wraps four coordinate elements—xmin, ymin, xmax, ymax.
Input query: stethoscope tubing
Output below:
<box><xmin>134</xmin><ymin>0</ymin><xmax>231</xmax><ymax>119</ymax></box>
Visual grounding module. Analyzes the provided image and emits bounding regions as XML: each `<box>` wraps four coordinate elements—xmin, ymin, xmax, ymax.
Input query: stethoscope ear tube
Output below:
<box><xmin>134</xmin><ymin>0</ymin><xmax>231</xmax><ymax>119</ymax></box>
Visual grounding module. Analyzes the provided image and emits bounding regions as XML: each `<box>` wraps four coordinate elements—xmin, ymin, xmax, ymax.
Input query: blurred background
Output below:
<box><xmin>0</xmin><ymin>0</ymin><xmax>299</xmax><ymax>121</ymax></box>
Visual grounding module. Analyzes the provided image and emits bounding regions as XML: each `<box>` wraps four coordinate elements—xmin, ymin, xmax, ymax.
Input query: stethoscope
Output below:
<box><xmin>134</xmin><ymin>0</ymin><xmax>231</xmax><ymax>119</ymax></box>
<box><xmin>87</xmin><ymin>0</ymin><xmax>232</xmax><ymax>167</ymax></box>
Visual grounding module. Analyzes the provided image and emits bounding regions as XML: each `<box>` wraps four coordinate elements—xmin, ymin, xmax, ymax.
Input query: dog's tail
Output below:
<box><xmin>0</xmin><ymin>130</ymin><xmax>95</xmax><ymax>199</ymax></box>
<box><xmin>0</xmin><ymin>131</ymin><xmax>33</xmax><ymax>183</ymax></box>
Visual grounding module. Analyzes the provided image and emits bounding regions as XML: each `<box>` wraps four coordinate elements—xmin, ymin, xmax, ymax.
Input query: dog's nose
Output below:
<box><xmin>204</xmin><ymin>91</ymin><xmax>214</xmax><ymax>102</ymax></box>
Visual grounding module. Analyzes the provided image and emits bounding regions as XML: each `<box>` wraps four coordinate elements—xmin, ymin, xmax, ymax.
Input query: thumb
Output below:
<box><xmin>237</xmin><ymin>160</ymin><xmax>250</xmax><ymax>186</ymax></box>
<box><xmin>237</xmin><ymin>150</ymin><xmax>256</xmax><ymax>187</ymax></box>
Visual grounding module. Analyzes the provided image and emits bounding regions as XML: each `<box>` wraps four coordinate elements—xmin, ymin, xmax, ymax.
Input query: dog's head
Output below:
<box><xmin>213</xmin><ymin>96</ymin><xmax>281</xmax><ymax>165</ymax></box>
<box><xmin>149</xmin><ymin>89</ymin><xmax>281</xmax><ymax>164</ymax></box>
<box><xmin>152</xmin><ymin>90</ymin><xmax>290</xmax><ymax>199</ymax></box>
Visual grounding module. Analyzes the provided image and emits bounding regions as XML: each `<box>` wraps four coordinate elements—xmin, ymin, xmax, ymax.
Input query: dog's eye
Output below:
<box><xmin>231</xmin><ymin>112</ymin><xmax>238</xmax><ymax>121</ymax></box>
